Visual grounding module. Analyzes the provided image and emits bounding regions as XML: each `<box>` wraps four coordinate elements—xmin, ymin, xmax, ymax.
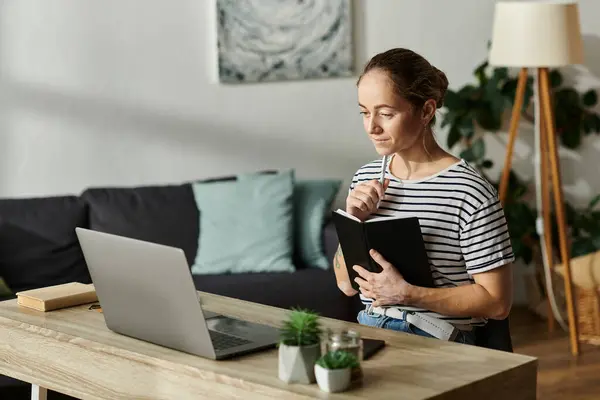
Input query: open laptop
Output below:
<box><xmin>75</xmin><ymin>227</ymin><xmax>280</xmax><ymax>360</ymax></box>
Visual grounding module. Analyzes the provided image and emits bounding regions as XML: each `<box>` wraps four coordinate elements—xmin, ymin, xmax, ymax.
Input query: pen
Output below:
<box><xmin>379</xmin><ymin>155</ymin><xmax>388</xmax><ymax>185</ymax></box>
<box><xmin>377</xmin><ymin>155</ymin><xmax>388</xmax><ymax>209</ymax></box>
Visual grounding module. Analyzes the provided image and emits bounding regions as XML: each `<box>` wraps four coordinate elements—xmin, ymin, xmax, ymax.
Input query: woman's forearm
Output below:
<box><xmin>332</xmin><ymin>246</ymin><xmax>357</xmax><ymax>296</ymax></box>
<box><xmin>405</xmin><ymin>283</ymin><xmax>511</xmax><ymax>320</ymax></box>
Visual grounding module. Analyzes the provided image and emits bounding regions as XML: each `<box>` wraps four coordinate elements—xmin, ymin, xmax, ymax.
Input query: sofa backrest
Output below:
<box><xmin>80</xmin><ymin>183</ymin><xmax>199</xmax><ymax>266</ymax></box>
<box><xmin>0</xmin><ymin>195</ymin><xmax>91</xmax><ymax>293</ymax></box>
<box><xmin>0</xmin><ymin>183</ymin><xmax>201</xmax><ymax>294</ymax></box>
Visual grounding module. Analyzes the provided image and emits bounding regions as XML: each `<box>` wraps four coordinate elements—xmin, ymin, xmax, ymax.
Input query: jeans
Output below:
<box><xmin>357</xmin><ymin>309</ymin><xmax>476</xmax><ymax>345</ymax></box>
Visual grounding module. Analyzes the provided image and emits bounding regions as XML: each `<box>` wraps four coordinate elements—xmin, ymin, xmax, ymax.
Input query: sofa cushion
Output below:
<box><xmin>192</xmin><ymin>268</ymin><xmax>362</xmax><ymax>322</ymax></box>
<box><xmin>81</xmin><ymin>184</ymin><xmax>199</xmax><ymax>266</ymax></box>
<box><xmin>0</xmin><ymin>195</ymin><xmax>91</xmax><ymax>292</ymax></box>
<box><xmin>293</xmin><ymin>179</ymin><xmax>341</xmax><ymax>269</ymax></box>
<box><xmin>190</xmin><ymin>170</ymin><xmax>296</xmax><ymax>275</ymax></box>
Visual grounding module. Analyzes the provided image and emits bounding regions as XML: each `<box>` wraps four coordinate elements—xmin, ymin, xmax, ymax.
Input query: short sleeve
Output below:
<box><xmin>459</xmin><ymin>198</ymin><xmax>515</xmax><ymax>274</ymax></box>
<box><xmin>348</xmin><ymin>170</ymin><xmax>360</xmax><ymax>193</ymax></box>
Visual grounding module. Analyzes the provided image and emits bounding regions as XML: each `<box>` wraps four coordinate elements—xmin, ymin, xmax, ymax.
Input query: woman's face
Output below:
<box><xmin>357</xmin><ymin>69</ymin><xmax>424</xmax><ymax>156</ymax></box>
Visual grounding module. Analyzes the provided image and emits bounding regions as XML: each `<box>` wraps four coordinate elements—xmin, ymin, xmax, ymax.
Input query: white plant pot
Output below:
<box><xmin>278</xmin><ymin>343</ymin><xmax>321</xmax><ymax>384</ymax></box>
<box><xmin>314</xmin><ymin>364</ymin><xmax>352</xmax><ymax>393</ymax></box>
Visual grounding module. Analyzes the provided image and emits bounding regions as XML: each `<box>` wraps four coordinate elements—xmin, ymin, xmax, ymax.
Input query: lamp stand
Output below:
<box><xmin>498</xmin><ymin>67</ymin><xmax>580</xmax><ymax>356</ymax></box>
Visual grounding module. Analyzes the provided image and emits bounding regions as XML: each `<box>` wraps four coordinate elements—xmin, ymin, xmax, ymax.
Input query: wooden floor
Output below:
<box><xmin>510</xmin><ymin>307</ymin><xmax>600</xmax><ymax>400</ymax></box>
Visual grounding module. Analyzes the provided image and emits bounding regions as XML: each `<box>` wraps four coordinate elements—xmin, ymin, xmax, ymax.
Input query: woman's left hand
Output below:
<box><xmin>353</xmin><ymin>249</ymin><xmax>412</xmax><ymax>307</ymax></box>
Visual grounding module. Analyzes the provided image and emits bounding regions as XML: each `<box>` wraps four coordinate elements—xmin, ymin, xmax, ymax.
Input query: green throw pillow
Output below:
<box><xmin>190</xmin><ymin>170</ymin><xmax>296</xmax><ymax>274</ymax></box>
<box><xmin>294</xmin><ymin>179</ymin><xmax>342</xmax><ymax>269</ymax></box>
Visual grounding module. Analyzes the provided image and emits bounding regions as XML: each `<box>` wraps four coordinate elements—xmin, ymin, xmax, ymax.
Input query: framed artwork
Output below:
<box><xmin>216</xmin><ymin>0</ymin><xmax>353</xmax><ymax>83</ymax></box>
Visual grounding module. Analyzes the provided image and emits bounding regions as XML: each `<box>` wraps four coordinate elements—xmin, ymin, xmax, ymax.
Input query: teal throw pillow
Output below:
<box><xmin>190</xmin><ymin>170</ymin><xmax>296</xmax><ymax>275</ymax></box>
<box><xmin>294</xmin><ymin>179</ymin><xmax>342</xmax><ymax>269</ymax></box>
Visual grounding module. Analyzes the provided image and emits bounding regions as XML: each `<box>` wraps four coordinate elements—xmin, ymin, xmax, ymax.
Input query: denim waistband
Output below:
<box><xmin>364</xmin><ymin>304</ymin><xmax>473</xmax><ymax>332</ymax></box>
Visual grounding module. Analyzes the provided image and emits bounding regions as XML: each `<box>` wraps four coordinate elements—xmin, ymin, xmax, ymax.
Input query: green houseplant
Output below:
<box><xmin>440</xmin><ymin>51</ymin><xmax>600</xmax><ymax>265</ymax></box>
<box><xmin>314</xmin><ymin>350</ymin><xmax>360</xmax><ymax>393</ymax></box>
<box><xmin>278</xmin><ymin>308</ymin><xmax>323</xmax><ymax>384</ymax></box>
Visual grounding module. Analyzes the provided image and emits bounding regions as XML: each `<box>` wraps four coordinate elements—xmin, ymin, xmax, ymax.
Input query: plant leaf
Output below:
<box><xmin>316</xmin><ymin>350</ymin><xmax>359</xmax><ymax>370</ymax></box>
<box><xmin>565</xmin><ymin>202</ymin><xmax>577</xmax><ymax>225</ymax></box>
<box><xmin>471</xmin><ymin>138</ymin><xmax>486</xmax><ymax>160</ymax></box>
<box><xmin>474</xmin><ymin>61</ymin><xmax>489</xmax><ymax>85</ymax></box>
<box><xmin>511</xmin><ymin>240</ymin><xmax>524</xmax><ymax>260</ymax></box>
<box><xmin>549</xmin><ymin>69</ymin><xmax>563</xmax><ymax>88</ymax></box>
<box><xmin>582</xmin><ymin>89</ymin><xmax>598</xmax><ymax>107</ymax></box>
<box><xmin>593</xmin><ymin>234</ymin><xmax>600</xmax><ymax>252</ymax></box>
<box><xmin>561</xmin><ymin>125</ymin><xmax>582</xmax><ymax>149</ymax></box>
<box><xmin>481</xmin><ymin>159</ymin><xmax>494</xmax><ymax>169</ymax></box>
<box><xmin>594</xmin><ymin>115</ymin><xmax>600</xmax><ymax>132</ymax></box>
<box><xmin>440</xmin><ymin>110</ymin><xmax>455</xmax><ymax>128</ymax></box>
<box><xmin>447</xmin><ymin>125</ymin><xmax>461</xmax><ymax>149</ymax></box>
<box><xmin>583</xmin><ymin>112</ymin><xmax>594</xmax><ymax>134</ymax></box>
<box><xmin>475</xmin><ymin>105</ymin><xmax>502</xmax><ymax>131</ymax></box>
<box><xmin>443</xmin><ymin>89</ymin><xmax>464</xmax><ymax>110</ymax></box>
<box><xmin>458</xmin><ymin>118</ymin><xmax>475</xmax><ymax>139</ymax></box>
<box><xmin>460</xmin><ymin>147</ymin><xmax>476</xmax><ymax>162</ymax></box>
<box><xmin>501</xmin><ymin>79</ymin><xmax>517</xmax><ymax>102</ymax></box>
<box><xmin>572</xmin><ymin>239</ymin><xmax>596</xmax><ymax>258</ymax></box>
<box><xmin>493</xmin><ymin>67</ymin><xmax>508</xmax><ymax>81</ymax></box>
<box><xmin>280</xmin><ymin>308</ymin><xmax>322</xmax><ymax>346</ymax></box>
<box><xmin>521</xmin><ymin>245</ymin><xmax>533</xmax><ymax>265</ymax></box>
<box><xmin>522</xmin><ymin>76</ymin><xmax>534</xmax><ymax>112</ymax></box>
<box><xmin>589</xmin><ymin>194</ymin><xmax>600</xmax><ymax>210</ymax></box>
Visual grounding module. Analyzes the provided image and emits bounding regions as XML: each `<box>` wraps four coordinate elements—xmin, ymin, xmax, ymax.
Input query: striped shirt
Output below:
<box><xmin>349</xmin><ymin>158</ymin><xmax>514</xmax><ymax>327</ymax></box>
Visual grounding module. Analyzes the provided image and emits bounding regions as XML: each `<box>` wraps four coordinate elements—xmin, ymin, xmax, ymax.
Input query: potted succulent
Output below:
<box><xmin>278</xmin><ymin>308</ymin><xmax>323</xmax><ymax>384</ymax></box>
<box><xmin>314</xmin><ymin>350</ymin><xmax>360</xmax><ymax>393</ymax></box>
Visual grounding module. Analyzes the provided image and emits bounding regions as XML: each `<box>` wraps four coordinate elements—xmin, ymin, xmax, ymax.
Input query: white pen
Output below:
<box><xmin>377</xmin><ymin>155</ymin><xmax>389</xmax><ymax>209</ymax></box>
<box><xmin>379</xmin><ymin>155</ymin><xmax>388</xmax><ymax>185</ymax></box>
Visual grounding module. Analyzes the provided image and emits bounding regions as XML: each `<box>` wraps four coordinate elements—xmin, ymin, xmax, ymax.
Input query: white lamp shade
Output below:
<box><xmin>488</xmin><ymin>1</ymin><xmax>583</xmax><ymax>67</ymax></box>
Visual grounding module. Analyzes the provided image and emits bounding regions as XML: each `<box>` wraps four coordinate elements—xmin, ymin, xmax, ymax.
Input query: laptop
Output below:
<box><xmin>75</xmin><ymin>227</ymin><xmax>280</xmax><ymax>360</ymax></box>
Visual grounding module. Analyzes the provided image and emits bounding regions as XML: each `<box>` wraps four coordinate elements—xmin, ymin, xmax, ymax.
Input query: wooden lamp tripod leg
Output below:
<box><xmin>539</xmin><ymin>67</ymin><xmax>580</xmax><ymax>356</ymax></box>
<box><xmin>499</xmin><ymin>68</ymin><xmax>529</xmax><ymax>204</ymax></box>
<box><xmin>538</xmin><ymin>85</ymin><xmax>556</xmax><ymax>333</ymax></box>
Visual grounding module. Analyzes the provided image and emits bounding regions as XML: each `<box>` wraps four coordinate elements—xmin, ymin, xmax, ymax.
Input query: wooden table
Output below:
<box><xmin>0</xmin><ymin>292</ymin><xmax>537</xmax><ymax>399</ymax></box>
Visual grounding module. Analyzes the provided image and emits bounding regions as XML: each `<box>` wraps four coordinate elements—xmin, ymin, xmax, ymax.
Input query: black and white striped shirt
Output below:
<box><xmin>349</xmin><ymin>158</ymin><xmax>514</xmax><ymax>327</ymax></box>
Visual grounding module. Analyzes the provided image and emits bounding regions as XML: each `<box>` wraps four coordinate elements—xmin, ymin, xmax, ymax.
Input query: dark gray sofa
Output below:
<box><xmin>0</xmin><ymin>179</ymin><xmax>360</xmax><ymax>399</ymax></box>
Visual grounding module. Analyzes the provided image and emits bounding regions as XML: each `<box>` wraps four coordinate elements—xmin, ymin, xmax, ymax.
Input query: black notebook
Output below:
<box><xmin>331</xmin><ymin>209</ymin><xmax>435</xmax><ymax>291</ymax></box>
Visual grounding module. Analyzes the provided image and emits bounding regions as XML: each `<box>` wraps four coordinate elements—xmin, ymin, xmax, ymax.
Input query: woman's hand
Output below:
<box><xmin>352</xmin><ymin>249</ymin><xmax>412</xmax><ymax>307</ymax></box>
<box><xmin>346</xmin><ymin>179</ymin><xmax>390</xmax><ymax>221</ymax></box>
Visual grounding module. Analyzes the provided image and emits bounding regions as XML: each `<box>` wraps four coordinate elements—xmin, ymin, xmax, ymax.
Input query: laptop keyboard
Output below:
<box><xmin>209</xmin><ymin>330</ymin><xmax>252</xmax><ymax>350</ymax></box>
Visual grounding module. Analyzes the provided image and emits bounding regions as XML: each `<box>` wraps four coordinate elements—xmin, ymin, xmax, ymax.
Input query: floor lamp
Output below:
<box><xmin>489</xmin><ymin>1</ymin><xmax>584</xmax><ymax>356</ymax></box>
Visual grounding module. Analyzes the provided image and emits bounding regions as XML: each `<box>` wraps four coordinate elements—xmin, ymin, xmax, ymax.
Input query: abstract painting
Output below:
<box><xmin>216</xmin><ymin>0</ymin><xmax>353</xmax><ymax>83</ymax></box>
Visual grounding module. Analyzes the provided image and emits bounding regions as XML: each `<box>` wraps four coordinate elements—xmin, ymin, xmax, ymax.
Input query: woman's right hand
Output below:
<box><xmin>346</xmin><ymin>179</ymin><xmax>390</xmax><ymax>221</ymax></box>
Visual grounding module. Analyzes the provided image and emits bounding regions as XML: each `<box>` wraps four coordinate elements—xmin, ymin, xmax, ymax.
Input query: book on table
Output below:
<box><xmin>16</xmin><ymin>282</ymin><xmax>97</xmax><ymax>312</ymax></box>
<box><xmin>331</xmin><ymin>209</ymin><xmax>435</xmax><ymax>291</ymax></box>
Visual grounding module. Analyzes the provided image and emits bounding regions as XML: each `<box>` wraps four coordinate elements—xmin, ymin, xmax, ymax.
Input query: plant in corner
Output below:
<box><xmin>314</xmin><ymin>350</ymin><xmax>360</xmax><ymax>393</ymax></box>
<box><xmin>278</xmin><ymin>308</ymin><xmax>323</xmax><ymax>384</ymax></box>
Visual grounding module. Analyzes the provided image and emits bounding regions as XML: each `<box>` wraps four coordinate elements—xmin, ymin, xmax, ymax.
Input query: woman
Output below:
<box><xmin>333</xmin><ymin>48</ymin><xmax>514</xmax><ymax>345</ymax></box>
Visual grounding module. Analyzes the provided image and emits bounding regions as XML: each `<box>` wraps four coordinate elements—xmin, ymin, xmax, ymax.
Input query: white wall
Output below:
<box><xmin>2</xmin><ymin>0</ymin><xmax>598</xmax><ymax>203</ymax></box>
<box><xmin>1</xmin><ymin>1</ymin><xmax>600</xmax><ymax>302</ymax></box>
